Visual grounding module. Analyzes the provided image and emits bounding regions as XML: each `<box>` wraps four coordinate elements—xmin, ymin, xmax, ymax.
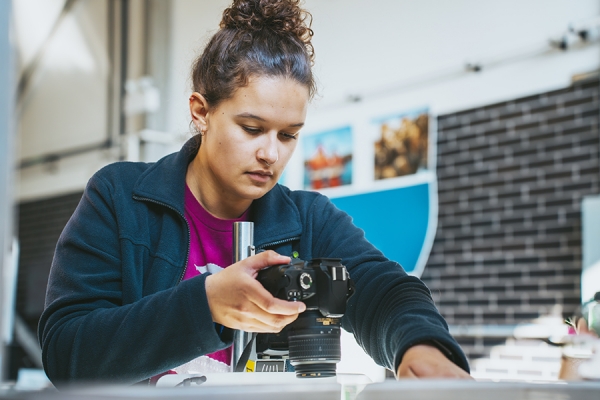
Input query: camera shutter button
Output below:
<box><xmin>299</xmin><ymin>272</ymin><xmax>313</xmax><ymax>290</ymax></box>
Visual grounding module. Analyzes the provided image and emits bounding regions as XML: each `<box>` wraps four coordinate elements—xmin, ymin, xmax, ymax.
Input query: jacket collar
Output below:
<box><xmin>132</xmin><ymin>137</ymin><xmax>303</xmax><ymax>248</ymax></box>
<box><xmin>249</xmin><ymin>184</ymin><xmax>302</xmax><ymax>249</ymax></box>
<box><xmin>132</xmin><ymin>137</ymin><xmax>198</xmax><ymax>216</ymax></box>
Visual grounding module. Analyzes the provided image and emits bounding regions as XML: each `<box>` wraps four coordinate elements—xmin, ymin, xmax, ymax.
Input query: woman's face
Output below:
<box><xmin>191</xmin><ymin>75</ymin><xmax>309</xmax><ymax>210</ymax></box>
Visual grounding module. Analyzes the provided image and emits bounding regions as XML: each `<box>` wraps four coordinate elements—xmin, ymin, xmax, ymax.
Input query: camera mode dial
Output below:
<box><xmin>299</xmin><ymin>272</ymin><xmax>313</xmax><ymax>290</ymax></box>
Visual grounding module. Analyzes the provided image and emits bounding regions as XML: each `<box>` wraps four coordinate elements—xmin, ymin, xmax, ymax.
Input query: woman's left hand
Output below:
<box><xmin>576</xmin><ymin>317</ymin><xmax>599</xmax><ymax>337</ymax></box>
<box><xmin>397</xmin><ymin>344</ymin><xmax>473</xmax><ymax>379</ymax></box>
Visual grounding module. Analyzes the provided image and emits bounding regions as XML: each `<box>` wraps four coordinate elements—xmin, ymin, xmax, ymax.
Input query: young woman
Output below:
<box><xmin>39</xmin><ymin>0</ymin><xmax>471</xmax><ymax>385</ymax></box>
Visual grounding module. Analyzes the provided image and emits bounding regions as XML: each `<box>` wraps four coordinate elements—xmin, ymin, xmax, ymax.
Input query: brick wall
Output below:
<box><xmin>421</xmin><ymin>77</ymin><xmax>600</xmax><ymax>359</ymax></box>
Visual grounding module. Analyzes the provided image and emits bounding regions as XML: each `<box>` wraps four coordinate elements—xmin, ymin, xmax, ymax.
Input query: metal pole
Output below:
<box><xmin>0</xmin><ymin>0</ymin><xmax>14</xmax><ymax>382</ymax></box>
<box><xmin>231</xmin><ymin>222</ymin><xmax>255</xmax><ymax>372</ymax></box>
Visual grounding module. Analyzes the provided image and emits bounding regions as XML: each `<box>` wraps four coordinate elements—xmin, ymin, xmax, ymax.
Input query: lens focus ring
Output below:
<box><xmin>288</xmin><ymin>335</ymin><xmax>341</xmax><ymax>361</ymax></box>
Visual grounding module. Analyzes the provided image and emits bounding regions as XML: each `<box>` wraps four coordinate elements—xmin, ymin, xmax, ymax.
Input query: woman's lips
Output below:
<box><xmin>246</xmin><ymin>170</ymin><xmax>273</xmax><ymax>183</ymax></box>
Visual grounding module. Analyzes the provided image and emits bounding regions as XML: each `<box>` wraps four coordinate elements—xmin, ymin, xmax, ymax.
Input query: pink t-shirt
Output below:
<box><xmin>181</xmin><ymin>184</ymin><xmax>248</xmax><ymax>368</ymax></box>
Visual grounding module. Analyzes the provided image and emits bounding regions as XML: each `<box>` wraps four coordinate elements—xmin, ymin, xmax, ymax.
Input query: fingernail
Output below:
<box><xmin>298</xmin><ymin>303</ymin><xmax>306</xmax><ymax>312</ymax></box>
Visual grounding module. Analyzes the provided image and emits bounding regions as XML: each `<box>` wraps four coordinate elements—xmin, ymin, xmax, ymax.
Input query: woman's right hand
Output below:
<box><xmin>204</xmin><ymin>250</ymin><xmax>306</xmax><ymax>332</ymax></box>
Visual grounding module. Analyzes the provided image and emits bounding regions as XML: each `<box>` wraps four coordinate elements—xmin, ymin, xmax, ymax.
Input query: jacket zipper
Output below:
<box><xmin>256</xmin><ymin>236</ymin><xmax>300</xmax><ymax>252</ymax></box>
<box><xmin>132</xmin><ymin>195</ymin><xmax>191</xmax><ymax>284</ymax></box>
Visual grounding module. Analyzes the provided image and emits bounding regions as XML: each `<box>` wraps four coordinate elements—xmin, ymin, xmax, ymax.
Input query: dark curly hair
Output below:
<box><xmin>191</xmin><ymin>0</ymin><xmax>316</xmax><ymax>109</ymax></box>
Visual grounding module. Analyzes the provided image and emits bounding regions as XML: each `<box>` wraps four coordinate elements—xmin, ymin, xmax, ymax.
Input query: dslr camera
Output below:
<box><xmin>256</xmin><ymin>258</ymin><xmax>355</xmax><ymax>378</ymax></box>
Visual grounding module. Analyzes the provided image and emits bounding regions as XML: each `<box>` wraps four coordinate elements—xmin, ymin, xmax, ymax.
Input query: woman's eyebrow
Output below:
<box><xmin>236</xmin><ymin>112</ymin><xmax>266</xmax><ymax>122</ymax></box>
<box><xmin>235</xmin><ymin>112</ymin><xmax>304</xmax><ymax>128</ymax></box>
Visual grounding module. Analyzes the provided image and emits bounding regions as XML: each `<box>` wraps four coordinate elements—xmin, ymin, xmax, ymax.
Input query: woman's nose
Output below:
<box><xmin>258</xmin><ymin>134</ymin><xmax>279</xmax><ymax>166</ymax></box>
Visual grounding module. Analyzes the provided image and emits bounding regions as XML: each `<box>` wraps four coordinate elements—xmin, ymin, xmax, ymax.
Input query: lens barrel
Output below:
<box><xmin>288</xmin><ymin>310</ymin><xmax>341</xmax><ymax>378</ymax></box>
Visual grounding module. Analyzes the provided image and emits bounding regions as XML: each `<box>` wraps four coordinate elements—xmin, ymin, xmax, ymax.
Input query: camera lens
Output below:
<box><xmin>287</xmin><ymin>310</ymin><xmax>341</xmax><ymax>378</ymax></box>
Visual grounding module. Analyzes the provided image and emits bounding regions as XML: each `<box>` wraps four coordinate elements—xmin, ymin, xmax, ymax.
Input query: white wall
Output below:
<box><xmin>309</xmin><ymin>0</ymin><xmax>599</xmax><ymax>111</ymax></box>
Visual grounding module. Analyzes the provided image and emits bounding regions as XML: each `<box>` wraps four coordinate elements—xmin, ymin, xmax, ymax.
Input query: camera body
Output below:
<box><xmin>257</xmin><ymin>257</ymin><xmax>354</xmax><ymax>317</ymax></box>
<box><xmin>256</xmin><ymin>258</ymin><xmax>355</xmax><ymax>377</ymax></box>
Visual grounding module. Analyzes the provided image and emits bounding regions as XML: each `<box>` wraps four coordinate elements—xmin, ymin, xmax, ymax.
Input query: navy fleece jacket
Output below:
<box><xmin>38</xmin><ymin>138</ymin><xmax>469</xmax><ymax>385</ymax></box>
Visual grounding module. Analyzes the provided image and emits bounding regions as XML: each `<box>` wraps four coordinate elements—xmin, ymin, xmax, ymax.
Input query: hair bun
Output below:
<box><xmin>221</xmin><ymin>0</ymin><xmax>313</xmax><ymax>48</ymax></box>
